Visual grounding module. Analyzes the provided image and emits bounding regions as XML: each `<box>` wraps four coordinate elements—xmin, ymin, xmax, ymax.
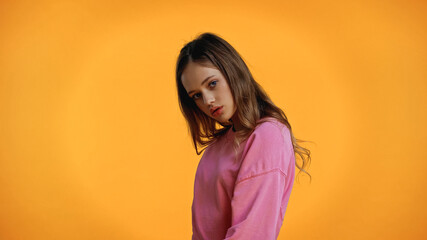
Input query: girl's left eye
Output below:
<box><xmin>209</xmin><ymin>80</ymin><xmax>217</xmax><ymax>87</ymax></box>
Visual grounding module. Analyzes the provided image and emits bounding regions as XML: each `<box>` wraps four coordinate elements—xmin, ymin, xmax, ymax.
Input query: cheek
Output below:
<box><xmin>195</xmin><ymin>101</ymin><xmax>209</xmax><ymax>113</ymax></box>
<box><xmin>221</xmin><ymin>86</ymin><xmax>234</xmax><ymax>102</ymax></box>
<box><xmin>195</xmin><ymin>101</ymin><xmax>203</xmax><ymax>109</ymax></box>
<box><xmin>218</xmin><ymin>83</ymin><xmax>232</xmax><ymax>100</ymax></box>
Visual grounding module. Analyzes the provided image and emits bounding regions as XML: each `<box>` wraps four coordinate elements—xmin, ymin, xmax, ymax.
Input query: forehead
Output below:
<box><xmin>181</xmin><ymin>61</ymin><xmax>220</xmax><ymax>89</ymax></box>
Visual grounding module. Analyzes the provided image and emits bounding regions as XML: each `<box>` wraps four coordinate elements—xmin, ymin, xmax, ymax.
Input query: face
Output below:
<box><xmin>181</xmin><ymin>61</ymin><xmax>237</xmax><ymax>124</ymax></box>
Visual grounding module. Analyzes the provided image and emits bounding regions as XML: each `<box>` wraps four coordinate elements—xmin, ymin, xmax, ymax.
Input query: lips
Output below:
<box><xmin>210</xmin><ymin>106</ymin><xmax>223</xmax><ymax>115</ymax></box>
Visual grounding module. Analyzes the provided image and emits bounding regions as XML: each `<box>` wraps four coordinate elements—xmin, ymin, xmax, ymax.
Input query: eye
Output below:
<box><xmin>209</xmin><ymin>80</ymin><xmax>217</xmax><ymax>88</ymax></box>
<box><xmin>192</xmin><ymin>93</ymin><xmax>201</xmax><ymax>100</ymax></box>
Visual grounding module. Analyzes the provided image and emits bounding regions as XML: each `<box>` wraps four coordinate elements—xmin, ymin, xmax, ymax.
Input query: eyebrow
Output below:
<box><xmin>187</xmin><ymin>75</ymin><xmax>216</xmax><ymax>95</ymax></box>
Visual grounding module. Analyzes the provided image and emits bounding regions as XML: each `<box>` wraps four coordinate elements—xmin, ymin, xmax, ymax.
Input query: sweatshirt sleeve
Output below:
<box><xmin>223</xmin><ymin>122</ymin><xmax>294</xmax><ymax>240</ymax></box>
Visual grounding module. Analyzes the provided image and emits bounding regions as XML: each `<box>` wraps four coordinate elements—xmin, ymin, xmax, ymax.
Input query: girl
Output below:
<box><xmin>175</xmin><ymin>32</ymin><xmax>311</xmax><ymax>240</ymax></box>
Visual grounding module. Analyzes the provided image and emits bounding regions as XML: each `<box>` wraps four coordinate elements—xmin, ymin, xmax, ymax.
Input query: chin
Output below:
<box><xmin>218</xmin><ymin>115</ymin><xmax>232</xmax><ymax>123</ymax></box>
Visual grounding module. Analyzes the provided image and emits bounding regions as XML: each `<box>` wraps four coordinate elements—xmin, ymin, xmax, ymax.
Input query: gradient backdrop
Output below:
<box><xmin>1</xmin><ymin>0</ymin><xmax>426</xmax><ymax>239</ymax></box>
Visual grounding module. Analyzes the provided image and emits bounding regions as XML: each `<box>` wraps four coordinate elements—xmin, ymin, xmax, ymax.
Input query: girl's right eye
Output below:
<box><xmin>192</xmin><ymin>93</ymin><xmax>201</xmax><ymax>100</ymax></box>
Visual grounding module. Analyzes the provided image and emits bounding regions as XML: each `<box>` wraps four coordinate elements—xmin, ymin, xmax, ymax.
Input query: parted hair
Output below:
<box><xmin>175</xmin><ymin>32</ymin><xmax>312</xmax><ymax>182</ymax></box>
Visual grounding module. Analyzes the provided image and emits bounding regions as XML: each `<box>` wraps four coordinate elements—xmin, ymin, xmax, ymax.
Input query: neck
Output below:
<box><xmin>229</xmin><ymin>115</ymin><xmax>243</xmax><ymax>132</ymax></box>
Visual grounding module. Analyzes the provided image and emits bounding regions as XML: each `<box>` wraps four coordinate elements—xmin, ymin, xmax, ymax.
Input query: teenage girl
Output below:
<box><xmin>175</xmin><ymin>32</ymin><xmax>311</xmax><ymax>240</ymax></box>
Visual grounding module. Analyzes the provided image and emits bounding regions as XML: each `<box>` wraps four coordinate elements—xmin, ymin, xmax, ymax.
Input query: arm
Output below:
<box><xmin>224</xmin><ymin>122</ymin><xmax>294</xmax><ymax>239</ymax></box>
<box><xmin>223</xmin><ymin>169</ymin><xmax>287</xmax><ymax>239</ymax></box>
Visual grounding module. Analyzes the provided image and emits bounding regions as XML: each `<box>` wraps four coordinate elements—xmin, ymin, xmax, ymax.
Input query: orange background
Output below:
<box><xmin>1</xmin><ymin>0</ymin><xmax>426</xmax><ymax>239</ymax></box>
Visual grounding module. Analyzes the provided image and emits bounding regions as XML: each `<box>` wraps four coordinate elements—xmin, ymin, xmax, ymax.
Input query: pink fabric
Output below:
<box><xmin>192</xmin><ymin>117</ymin><xmax>296</xmax><ymax>240</ymax></box>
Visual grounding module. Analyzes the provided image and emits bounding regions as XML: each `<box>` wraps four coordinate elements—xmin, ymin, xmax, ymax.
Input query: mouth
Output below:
<box><xmin>210</xmin><ymin>106</ymin><xmax>223</xmax><ymax>116</ymax></box>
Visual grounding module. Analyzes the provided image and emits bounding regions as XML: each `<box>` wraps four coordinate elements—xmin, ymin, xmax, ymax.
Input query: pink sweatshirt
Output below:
<box><xmin>192</xmin><ymin>117</ymin><xmax>296</xmax><ymax>240</ymax></box>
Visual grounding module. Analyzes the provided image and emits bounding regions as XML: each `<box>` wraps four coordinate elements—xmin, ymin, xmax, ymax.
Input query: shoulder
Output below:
<box><xmin>236</xmin><ymin>117</ymin><xmax>294</xmax><ymax>181</ymax></box>
<box><xmin>250</xmin><ymin>117</ymin><xmax>291</xmax><ymax>146</ymax></box>
<box><xmin>241</xmin><ymin>117</ymin><xmax>293</xmax><ymax>158</ymax></box>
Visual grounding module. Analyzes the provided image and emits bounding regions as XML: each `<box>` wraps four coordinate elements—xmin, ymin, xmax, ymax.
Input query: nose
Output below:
<box><xmin>203</xmin><ymin>92</ymin><xmax>215</xmax><ymax>106</ymax></box>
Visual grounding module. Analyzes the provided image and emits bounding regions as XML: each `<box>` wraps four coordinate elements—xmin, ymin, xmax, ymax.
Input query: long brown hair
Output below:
<box><xmin>175</xmin><ymin>32</ymin><xmax>312</xmax><ymax>182</ymax></box>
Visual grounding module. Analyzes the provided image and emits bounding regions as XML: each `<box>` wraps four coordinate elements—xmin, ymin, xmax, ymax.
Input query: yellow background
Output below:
<box><xmin>1</xmin><ymin>0</ymin><xmax>426</xmax><ymax>239</ymax></box>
